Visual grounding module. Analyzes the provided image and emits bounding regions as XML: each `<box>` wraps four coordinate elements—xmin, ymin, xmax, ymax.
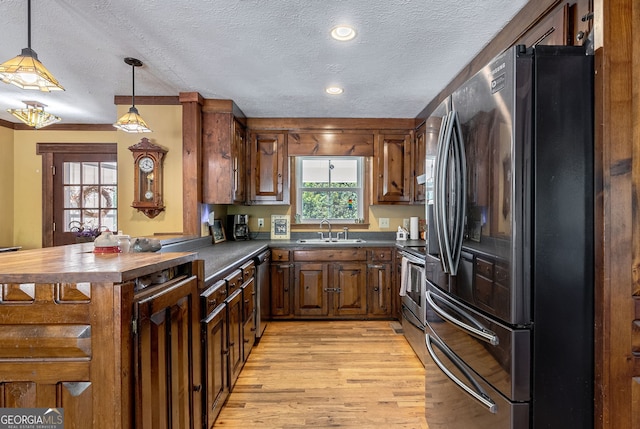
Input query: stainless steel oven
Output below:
<box><xmin>399</xmin><ymin>249</ymin><xmax>427</xmax><ymax>365</ymax></box>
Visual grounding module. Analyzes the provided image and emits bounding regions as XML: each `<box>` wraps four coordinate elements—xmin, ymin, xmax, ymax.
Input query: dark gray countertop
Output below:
<box><xmin>161</xmin><ymin>234</ymin><xmax>428</xmax><ymax>287</ymax></box>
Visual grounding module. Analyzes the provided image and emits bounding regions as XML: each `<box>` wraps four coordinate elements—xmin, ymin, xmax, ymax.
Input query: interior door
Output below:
<box><xmin>37</xmin><ymin>143</ymin><xmax>117</xmax><ymax>247</ymax></box>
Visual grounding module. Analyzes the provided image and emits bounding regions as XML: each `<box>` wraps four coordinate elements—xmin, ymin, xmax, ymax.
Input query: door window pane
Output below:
<box><xmin>63</xmin><ymin>161</ymin><xmax>118</xmax><ymax>232</ymax></box>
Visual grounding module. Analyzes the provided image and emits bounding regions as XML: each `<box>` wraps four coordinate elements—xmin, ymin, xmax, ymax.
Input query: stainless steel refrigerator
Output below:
<box><xmin>424</xmin><ymin>44</ymin><xmax>594</xmax><ymax>429</ymax></box>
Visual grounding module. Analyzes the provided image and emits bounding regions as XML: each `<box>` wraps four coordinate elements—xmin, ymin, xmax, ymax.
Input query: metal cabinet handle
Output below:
<box><xmin>193</xmin><ymin>384</ymin><xmax>202</xmax><ymax>392</ymax></box>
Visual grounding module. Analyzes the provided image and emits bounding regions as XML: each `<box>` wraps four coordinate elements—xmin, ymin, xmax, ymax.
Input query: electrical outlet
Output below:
<box><xmin>403</xmin><ymin>218</ymin><xmax>410</xmax><ymax>230</ymax></box>
<box><xmin>379</xmin><ymin>217</ymin><xmax>390</xmax><ymax>228</ymax></box>
<box><xmin>258</xmin><ymin>218</ymin><xmax>264</xmax><ymax>228</ymax></box>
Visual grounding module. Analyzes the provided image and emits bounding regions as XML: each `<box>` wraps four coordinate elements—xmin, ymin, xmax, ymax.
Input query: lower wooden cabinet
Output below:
<box><xmin>201</xmin><ymin>280</ymin><xmax>228</xmax><ymax>428</ymax></box>
<box><xmin>134</xmin><ymin>273</ymin><xmax>202</xmax><ymax>429</ymax></box>
<box><xmin>242</xmin><ymin>276</ymin><xmax>256</xmax><ymax>361</ymax></box>
<box><xmin>226</xmin><ymin>288</ymin><xmax>243</xmax><ymax>390</ymax></box>
<box><xmin>0</xmin><ymin>256</ymin><xmax>203</xmax><ymax>429</ymax></box>
<box><xmin>333</xmin><ymin>262</ymin><xmax>368</xmax><ymax>317</ymax></box>
<box><xmin>271</xmin><ymin>247</ymin><xmax>394</xmax><ymax>320</ymax></box>
<box><xmin>367</xmin><ymin>250</ymin><xmax>393</xmax><ymax>316</ymax></box>
<box><xmin>270</xmin><ymin>249</ymin><xmax>293</xmax><ymax>318</ymax></box>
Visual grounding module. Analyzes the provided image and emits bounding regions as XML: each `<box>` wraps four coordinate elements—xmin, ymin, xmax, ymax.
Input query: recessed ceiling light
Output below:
<box><xmin>330</xmin><ymin>25</ymin><xmax>356</xmax><ymax>41</ymax></box>
<box><xmin>325</xmin><ymin>87</ymin><xmax>344</xmax><ymax>95</ymax></box>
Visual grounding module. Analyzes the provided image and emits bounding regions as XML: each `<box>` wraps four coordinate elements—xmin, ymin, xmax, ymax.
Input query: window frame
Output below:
<box><xmin>294</xmin><ymin>156</ymin><xmax>365</xmax><ymax>224</ymax></box>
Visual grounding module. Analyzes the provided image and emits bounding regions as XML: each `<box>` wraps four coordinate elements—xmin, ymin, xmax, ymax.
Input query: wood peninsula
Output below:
<box><xmin>0</xmin><ymin>243</ymin><xmax>203</xmax><ymax>429</ymax></box>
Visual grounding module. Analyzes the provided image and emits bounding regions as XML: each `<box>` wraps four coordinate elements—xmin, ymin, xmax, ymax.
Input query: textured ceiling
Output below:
<box><xmin>0</xmin><ymin>0</ymin><xmax>528</xmax><ymax>125</ymax></box>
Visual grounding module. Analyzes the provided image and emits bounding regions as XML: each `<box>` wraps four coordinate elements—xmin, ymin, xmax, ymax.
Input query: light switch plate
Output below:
<box><xmin>379</xmin><ymin>217</ymin><xmax>390</xmax><ymax>228</ymax></box>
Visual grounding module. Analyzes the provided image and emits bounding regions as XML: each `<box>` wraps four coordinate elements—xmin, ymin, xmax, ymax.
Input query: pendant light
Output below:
<box><xmin>8</xmin><ymin>101</ymin><xmax>61</xmax><ymax>129</ymax></box>
<box><xmin>0</xmin><ymin>0</ymin><xmax>64</xmax><ymax>92</ymax></box>
<box><xmin>113</xmin><ymin>57</ymin><xmax>152</xmax><ymax>133</ymax></box>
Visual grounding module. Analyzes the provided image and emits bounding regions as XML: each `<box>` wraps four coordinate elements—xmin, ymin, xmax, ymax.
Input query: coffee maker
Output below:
<box><xmin>227</xmin><ymin>214</ymin><xmax>250</xmax><ymax>240</ymax></box>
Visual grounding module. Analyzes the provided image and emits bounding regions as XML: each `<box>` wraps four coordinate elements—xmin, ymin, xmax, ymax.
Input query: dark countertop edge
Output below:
<box><xmin>194</xmin><ymin>238</ymin><xmax>427</xmax><ymax>287</ymax></box>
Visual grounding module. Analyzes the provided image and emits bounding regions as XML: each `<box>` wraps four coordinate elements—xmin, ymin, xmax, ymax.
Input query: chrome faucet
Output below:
<box><xmin>319</xmin><ymin>219</ymin><xmax>332</xmax><ymax>240</ymax></box>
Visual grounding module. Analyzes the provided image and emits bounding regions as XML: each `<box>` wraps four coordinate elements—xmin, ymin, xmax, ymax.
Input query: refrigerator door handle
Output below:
<box><xmin>425</xmin><ymin>333</ymin><xmax>498</xmax><ymax>414</ymax></box>
<box><xmin>426</xmin><ymin>290</ymin><xmax>499</xmax><ymax>346</ymax></box>
<box><xmin>436</xmin><ymin>112</ymin><xmax>455</xmax><ymax>273</ymax></box>
<box><xmin>433</xmin><ymin>112</ymin><xmax>448</xmax><ymax>269</ymax></box>
<box><xmin>449</xmin><ymin>112</ymin><xmax>467</xmax><ymax>276</ymax></box>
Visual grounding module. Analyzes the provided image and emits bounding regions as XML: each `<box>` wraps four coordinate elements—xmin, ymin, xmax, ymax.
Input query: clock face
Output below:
<box><xmin>139</xmin><ymin>156</ymin><xmax>155</xmax><ymax>173</ymax></box>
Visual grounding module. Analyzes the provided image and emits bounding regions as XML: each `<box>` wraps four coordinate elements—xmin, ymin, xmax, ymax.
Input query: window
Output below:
<box><xmin>63</xmin><ymin>158</ymin><xmax>118</xmax><ymax>234</ymax></box>
<box><xmin>296</xmin><ymin>156</ymin><xmax>363</xmax><ymax>222</ymax></box>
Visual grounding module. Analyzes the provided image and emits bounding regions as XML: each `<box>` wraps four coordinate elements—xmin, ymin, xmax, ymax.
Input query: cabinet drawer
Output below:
<box><xmin>240</xmin><ymin>260</ymin><xmax>256</xmax><ymax>281</ymax></box>
<box><xmin>202</xmin><ymin>279</ymin><xmax>227</xmax><ymax>316</ymax></box>
<box><xmin>476</xmin><ymin>258</ymin><xmax>494</xmax><ymax>279</ymax></box>
<box><xmin>294</xmin><ymin>249</ymin><xmax>367</xmax><ymax>262</ymax></box>
<box><xmin>272</xmin><ymin>249</ymin><xmax>290</xmax><ymax>262</ymax></box>
<box><xmin>225</xmin><ymin>269</ymin><xmax>243</xmax><ymax>295</ymax></box>
<box><xmin>369</xmin><ymin>249</ymin><xmax>392</xmax><ymax>261</ymax></box>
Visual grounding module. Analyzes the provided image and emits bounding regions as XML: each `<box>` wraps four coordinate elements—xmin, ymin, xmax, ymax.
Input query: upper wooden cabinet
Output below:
<box><xmin>375</xmin><ymin>131</ymin><xmax>413</xmax><ymax>204</ymax></box>
<box><xmin>248</xmin><ymin>131</ymin><xmax>289</xmax><ymax>205</ymax></box>
<box><xmin>518</xmin><ymin>1</ymin><xmax>592</xmax><ymax>48</ymax></box>
<box><xmin>202</xmin><ymin>112</ymin><xmax>247</xmax><ymax>204</ymax></box>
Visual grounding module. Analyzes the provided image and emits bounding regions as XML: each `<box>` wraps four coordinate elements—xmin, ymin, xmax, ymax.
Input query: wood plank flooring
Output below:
<box><xmin>214</xmin><ymin>320</ymin><xmax>428</xmax><ymax>428</ymax></box>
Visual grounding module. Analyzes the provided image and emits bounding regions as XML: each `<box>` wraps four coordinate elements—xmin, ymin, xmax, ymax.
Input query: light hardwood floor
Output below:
<box><xmin>214</xmin><ymin>320</ymin><xmax>428</xmax><ymax>428</ymax></box>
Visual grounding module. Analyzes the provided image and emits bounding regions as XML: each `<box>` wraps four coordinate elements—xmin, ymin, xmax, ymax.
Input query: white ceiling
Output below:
<box><xmin>0</xmin><ymin>0</ymin><xmax>528</xmax><ymax>126</ymax></box>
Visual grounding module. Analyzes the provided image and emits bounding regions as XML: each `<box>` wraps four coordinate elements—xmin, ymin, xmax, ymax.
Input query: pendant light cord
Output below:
<box><xmin>27</xmin><ymin>0</ymin><xmax>32</xmax><ymax>49</ymax></box>
<box><xmin>131</xmin><ymin>62</ymin><xmax>136</xmax><ymax>108</ymax></box>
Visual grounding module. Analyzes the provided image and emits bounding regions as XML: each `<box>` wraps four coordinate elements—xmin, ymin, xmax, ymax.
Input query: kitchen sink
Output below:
<box><xmin>296</xmin><ymin>238</ymin><xmax>366</xmax><ymax>244</ymax></box>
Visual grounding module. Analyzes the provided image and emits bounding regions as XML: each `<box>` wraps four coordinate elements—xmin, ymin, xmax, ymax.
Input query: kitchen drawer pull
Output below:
<box><xmin>425</xmin><ymin>333</ymin><xmax>497</xmax><ymax>414</ymax></box>
<box><xmin>367</xmin><ymin>264</ymin><xmax>384</xmax><ymax>269</ymax></box>
<box><xmin>323</xmin><ymin>287</ymin><xmax>341</xmax><ymax>293</ymax></box>
<box><xmin>426</xmin><ymin>290</ymin><xmax>499</xmax><ymax>346</ymax></box>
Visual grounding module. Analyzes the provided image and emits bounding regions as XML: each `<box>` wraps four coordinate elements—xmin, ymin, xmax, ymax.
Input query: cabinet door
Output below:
<box><xmin>295</xmin><ymin>263</ymin><xmax>329</xmax><ymax>317</ymax></box>
<box><xmin>367</xmin><ymin>263</ymin><xmax>392</xmax><ymax>316</ymax></box>
<box><xmin>226</xmin><ymin>289</ymin><xmax>243</xmax><ymax>390</ymax></box>
<box><xmin>375</xmin><ymin>132</ymin><xmax>412</xmax><ymax>203</ymax></box>
<box><xmin>249</xmin><ymin>131</ymin><xmax>289</xmax><ymax>204</ymax></box>
<box><xmin>135</xmin><ymin>275</ymin><xmax>200</xmax><ymax>429</ymax></box>
<box><xmin>333</xmin><ymin>262</ymin><xmax>367</xmax><ymax>317</ymax></box>
<box><xmin>232</xmin><ymin>119</ymin><xmax>247</xmax><ymax>204</ymax></box>
<box><xmin>270</xmin><ymin>262</ymin><xmax>293</xmax><ymax>317</ymax></box>
<box><xmin>242</xmin><ymin>278</ymin><xmax>256</xmax><ymax>361</ymax></box>
<box><xmin>202</xmin><ymin>112</ymin><xmax>233</xmax><ymax>204</ymax></box>
<box><xmin>203</xmin><ymin>304</ymin><xmax>228</xmax><ymax>428</ymax></box>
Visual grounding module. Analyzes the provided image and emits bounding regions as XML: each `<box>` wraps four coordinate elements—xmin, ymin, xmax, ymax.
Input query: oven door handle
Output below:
<box><xmin>425</xmin><ymin>333</ymin><xmax>498</xmax><ymax>414</ymax></box>
<box><xmin>399</xmin><ymin>252</ymin><xmax>425</xmax><ymax>266</ymax></box>
<box><xmin>426</xmin><ymin>290</ymin><xmax>499</xmax><ymax>346</ymax></box>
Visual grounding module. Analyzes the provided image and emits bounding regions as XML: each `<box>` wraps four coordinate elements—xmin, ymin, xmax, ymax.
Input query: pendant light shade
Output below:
<box><xmin>8</xmin><ymin>101</ymin><xmax>61</xmax><ymax>129</ymax></box>
<box><xmin>113</xmin><ymin>57</ymin><xmax>152</xmax><ymax>133</ymax></box>
<box><xmin>0</xmin><ymin>0</ymin><xmax>64</xmax><ymax>92</ymax></box>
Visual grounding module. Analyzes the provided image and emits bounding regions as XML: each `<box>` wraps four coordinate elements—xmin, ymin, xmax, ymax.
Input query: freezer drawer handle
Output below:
<box><xmin>426</xmin><ymin>290</ymin><xmax>499</xmax><ymax>346</ymax></box>
<box><xmin>425</xmin><ymin>333</ymin><xmax>498</xmax><ymax>414</ymax></box>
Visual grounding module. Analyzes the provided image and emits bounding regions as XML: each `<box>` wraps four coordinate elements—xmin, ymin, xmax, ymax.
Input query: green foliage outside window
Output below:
<box><xmin>301</xmin><ymin>184</ymin><xmax>358</xmax><ymax>220</ymax></box>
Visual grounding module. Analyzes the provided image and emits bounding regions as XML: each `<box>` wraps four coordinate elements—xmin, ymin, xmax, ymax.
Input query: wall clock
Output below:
<box><xmin>128</xmin><ymin>137</ymin><xmax>167</xmax><ymax>219</ymax></box>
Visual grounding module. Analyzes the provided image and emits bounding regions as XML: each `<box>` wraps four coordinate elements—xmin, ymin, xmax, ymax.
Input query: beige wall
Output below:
<box><xmin>8</xmin><ymin>104</ymin><xmax>183</xmax><ymax>249</ymax></box>
<box><xmin>227</xmin><ymin>204</ymin><xmax>425</xmax><ymax>234</ymax></box>
<box><xmin>4</xmin><ymin>102</ymin><xmax>426</xmax><ymax>248</ymax></box>
<box><xmin>0</xmin><ymin>126</ymin><xmax>14</xmax><ymax>246</ymax></box>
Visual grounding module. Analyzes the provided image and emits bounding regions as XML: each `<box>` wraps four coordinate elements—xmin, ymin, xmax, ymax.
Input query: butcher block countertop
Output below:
<box><xmin>0</xmin><ymin>242</ymin><xmax>197</xmax><ymax>284</ymax></box>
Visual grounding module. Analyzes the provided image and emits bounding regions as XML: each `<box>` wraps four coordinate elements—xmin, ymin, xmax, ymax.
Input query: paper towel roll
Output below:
<box><xmin>410</xmin><ymin>217</ymin><xmax>419</xmax><ymax>240</ymax></box>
